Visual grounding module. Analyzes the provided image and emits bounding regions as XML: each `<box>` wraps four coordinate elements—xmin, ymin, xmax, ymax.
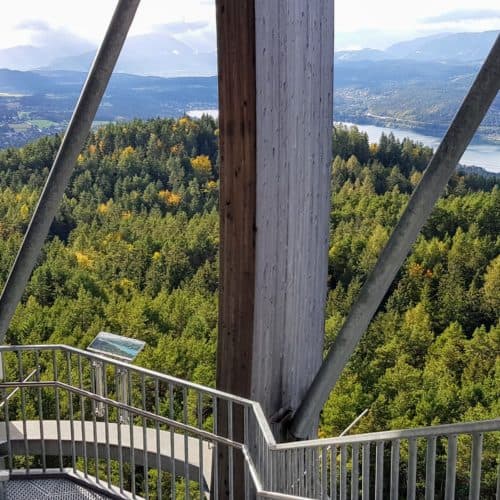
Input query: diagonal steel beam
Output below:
<box><xmin>0</xmin><ymin>0</ymin><xmax>140</xmax><ymax>343</ymax></box>
<box><xmin>289</xmin><ymin>34</ymin><xmax>500</xmax><ymax>440</ymax></box>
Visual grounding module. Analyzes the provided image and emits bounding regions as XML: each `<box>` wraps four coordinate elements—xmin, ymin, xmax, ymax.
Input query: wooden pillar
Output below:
<box><xmin>215</xmin><ymin>1</ymin><xmax>256</xmax><ymax>496</ymax></box>
<box><xmin>216</xmin><ymin>0</ymin><xmax>334</xmax><ymax>466</ymax></box>
<box><xmin>252</xmin><ymin>0</ymin><xmax>334</xmax><ymax>434</ymax></box>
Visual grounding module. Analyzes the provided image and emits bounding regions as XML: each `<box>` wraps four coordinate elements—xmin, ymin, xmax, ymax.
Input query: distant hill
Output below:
<box><xmin>0</xmin><ymin>69</ymin><xmax>218</xmax><ymax>147</ymax></box>
<box><xmin>335</xmin><ymin>30</ymin><xmax>499</xmax><ymax>63</ymax></box>
<box><xmin>50</xmin><ymin>32</ymin><xmax>217</xmax><ymax>78</ymax></box>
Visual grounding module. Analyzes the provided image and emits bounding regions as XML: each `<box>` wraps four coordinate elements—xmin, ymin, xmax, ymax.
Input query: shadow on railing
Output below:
<box><xmin>0</xmin><ymin>345</ymin><xmax>498</xmax><ymax>499</ymax></box>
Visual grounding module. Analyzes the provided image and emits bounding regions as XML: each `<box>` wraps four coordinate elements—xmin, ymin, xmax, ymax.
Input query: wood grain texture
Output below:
<box><xmin>215</xmin><ymin>0</ymin><xmax>256</xmax><ymax>496</ymax></box>
<box><xmin>216</xmin><ymin>0</ymin><xmax>257</xmax><ymax>400</ymax></box>
<box><xmin>252</xmin><ymin>0</ymin><xmax>334</xmax><ymax>437</ymax></box>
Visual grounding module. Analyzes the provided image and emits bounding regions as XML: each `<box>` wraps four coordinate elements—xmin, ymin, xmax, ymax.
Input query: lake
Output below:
<box><xmin>186</xmin><ymin>110</ymin><xmax>500</xmax><ymax>173</ymax></box>
<box><xmin>341</xmin><ymin>122</ymin><xmax>500</xmax><ymax>174</ymax></box>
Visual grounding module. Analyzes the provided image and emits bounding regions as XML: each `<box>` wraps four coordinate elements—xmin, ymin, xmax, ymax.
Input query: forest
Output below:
<box><xmin>0</xmin><ymin>118</ymin><xmax>498</xmax><ymax>494</ymax></box>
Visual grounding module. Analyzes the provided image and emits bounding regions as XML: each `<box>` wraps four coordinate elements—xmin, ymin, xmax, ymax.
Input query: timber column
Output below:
<box><xmin>216</xmin><ymin>0</ymin><xmax>333</xmax><ymax>454</ymax></box>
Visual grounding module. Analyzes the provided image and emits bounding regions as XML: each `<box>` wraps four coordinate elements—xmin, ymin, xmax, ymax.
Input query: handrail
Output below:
<box><xmin>0</xmin><ymin>379</ymin><xmax>240</xmax><ymax>450</ymax></box>
<box><xmin>273</xmin><ymin>418</ymin><xmax>500</xmax><ymax>450</ymax></box>
<box><xmin>0</xmin><ymin>344</ymin><xmax>259</xmax><ymax>407</ymax></box>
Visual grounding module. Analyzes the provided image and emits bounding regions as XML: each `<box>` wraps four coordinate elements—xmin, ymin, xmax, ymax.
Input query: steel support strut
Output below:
<box><xmin>0</xmin><ymin>0</ymin><xmax>141</xmax><ymax>343</ymax></box>
<box><xmin>289</xmin><ymin>34</ymin><xmax>500</xmax><ymax>440</ymax></box>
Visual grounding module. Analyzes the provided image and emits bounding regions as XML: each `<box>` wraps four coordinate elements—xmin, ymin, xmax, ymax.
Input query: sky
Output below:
<box><xmin>0</xmin><ymin>0</ymin><xmax>499</xmax><ymax>51</ymax></box>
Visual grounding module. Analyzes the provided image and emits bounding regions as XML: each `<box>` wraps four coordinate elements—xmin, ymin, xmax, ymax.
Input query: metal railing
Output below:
<box><xmin>0</xmin><ymin>345</ymin><xmax>499</xmax><ymax>499</ymax></box>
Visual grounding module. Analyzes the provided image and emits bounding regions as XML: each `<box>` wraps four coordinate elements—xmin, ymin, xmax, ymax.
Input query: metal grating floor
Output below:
<box><xmin>5</xmin><ymin>478</ymin><xmax>109</xmax><ymax>499</ymax></box>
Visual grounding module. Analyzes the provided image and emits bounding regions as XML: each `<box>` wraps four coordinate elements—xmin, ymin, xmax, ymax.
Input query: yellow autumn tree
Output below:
<box><xmin>75</xmin><ymin>251</ymin><xmax>94</xmax><ymax>268</ymax></box>
<box><xmin>158</xmin><ymin>190</ymin><xmax>182</xmax><ymax>206</ymax></box>
<box><xmin>191</xmin><ymin>155</ymin><xmax>212</xmax><ymax>176</ymax></box>
<box><xmin>119</xmin><ymin>146</ymin><xmax>135</xmax><ymax>161</ymax></box>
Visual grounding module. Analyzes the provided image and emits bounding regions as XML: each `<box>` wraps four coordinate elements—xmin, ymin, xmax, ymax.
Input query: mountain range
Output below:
<box><xmin>335</xmin><ymin>30</ymin><xmax>499</xmax><ymax>63</ymax></box>
<box><xmin>1</xmin><ymin>29</ymin><xmax>498</xmax><ymax>77</ymax></box>
<box><xmin>0</xmin><ymin>30</ymin><xmax>498</xmax><ymax>149</ymax></box>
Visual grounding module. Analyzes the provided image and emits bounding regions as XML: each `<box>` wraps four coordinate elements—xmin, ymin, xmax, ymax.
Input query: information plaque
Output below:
<box><xmin>87</xmin><ymin>331</ymin><xmax>145</xmax><ymax>362</ymax></box>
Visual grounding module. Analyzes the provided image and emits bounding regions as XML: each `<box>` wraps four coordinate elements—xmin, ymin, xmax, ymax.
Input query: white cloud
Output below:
<box><xmin>0</xmin><ymin>0</ymin><xmax>498</xmax><ymax>52</ymax></box>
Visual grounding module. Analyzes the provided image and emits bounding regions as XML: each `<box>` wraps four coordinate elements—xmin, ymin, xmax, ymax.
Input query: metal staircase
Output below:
<box><xmin>0</xmin><ymin>345</ymin><xmax>499</xmax><ymax>499</ymax></box>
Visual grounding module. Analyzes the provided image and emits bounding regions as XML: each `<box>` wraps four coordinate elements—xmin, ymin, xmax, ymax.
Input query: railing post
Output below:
<box><xmin>407</xmin><ymin>438</ymin><xmax>417</xmax><ymax>500</ymax></box>
<box><xmin>362</xmin><ymin>443</ymin><xmax>370</xmax><ymax>500</ymax></box>
<box><xmin>375</xmin><ymin>442</ymin><xmax>384</xmax><ymax>500</ymax></box>
<box><xmin>469</xmin><ymin>432</ymin><xmax>483</xmax><ymax>500</ymax></box>
<box><xmin>425</xmin><ymin>436</ymin><xmax>436</xmax><ymax>500</ymax></box>
<box><xmin>390</xmin><ymin>440</ymin><xmax>400</xmax><ymax>500</ymax></box>
<box><xmin>445</xmin><ymin>434</ymin><xmax>457</xmax><ymax>500</ymax></box>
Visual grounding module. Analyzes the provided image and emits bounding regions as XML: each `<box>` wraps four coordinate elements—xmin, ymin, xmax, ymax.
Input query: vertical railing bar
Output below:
<box><xmin>299</xmin><ymin>447</ymin><xmax>305</xmax><ymax>497</ymax></box>
<box><xmin>425</xmin><ymin>436</ymin><xmax>436</xmax><ymax>500</ymax></box>
<box><xmin>375</xmin><ymin>441</ymin><xmax>384</xmax><ymax>500</ymax></box>
<box><xmin>340</xmin><ymin>444</ymin><xmax>347</xmax><ymax>500</ymax></box>
<box><xmin>321</xmin><ymin>447</ymin><xmax>327</xmax><ymax>500</ymax></box>
<box><xmin>168</xmin><ymin>383</ymin><xmax>175</xmax><ymax>499</ymax></box>
<box><xmin>270</xmin><ymin>445</ymin><xmax>275</xmax><ymax>493</ymax></box>
<box><xmin>302</xmin><ymin>448</ymin><xmax>307</xmax><ymax>497</ymax></box>
<box><xmin>103</xmin><ymin>361</ymin><xmax>111</xmax><ymax>489</ymax></box>
<box><xmin>52</xmin><ymin>350</ymin><xmax>63</xmax><ymax>471</ymax></box>
<box><xmin>390</xmin><ymin>439</ymin><xmax>400</xmax><ymax>500</ymax></box>
<box><xmin>90</xmin><ymin>354</ymin><xmax>99</xmax><ymax>485</ymax></box>
<box><xmin>294</xmin><ymin>448</ymin><xmax>299</xmax><ymax>496</ymax></box>
<box><xmin>228</xmin><ymin>399</ymin><xmax>234</xmax><ymax>500</ymax></box>
<box><xmin>495</xmin><ymin>456</ymin><xmax>500</xmax><ymax>500</ymax></box>
<box><xmin>303</xmin><ymin>448</ymin><xmax>308</xmax><ymax>497</ymax></box>
<box><xmin>156</xmin><ymin>379</ymin><xmax>162</xmax><ymax>500</ymax></box>
<box><xmin>266</xmin><ymin>432</ymin><xmax>271</xmax><ymax>490</ymax></box>
<box><xmin>362</xmin><ymin>443</ymin><xmax>369</xmax><ymax>500</ymax></box>
<box><xmin>17</xmin><ymin>351</ymin><xmax>29</xmax><ymax>472</ymax></box>
<box><xmin>407</xmin><ymin>438</ymin><xmax>417</xmax><ymax>500</ymax></box>
<box><xmin>287</xmin><ymin>448</ymin><xmax>292</xmax><ymax>495</ymax></box>
<box><xmin>2</xmin><ymin>357</ymin><xmax>13</xmax><ymax>471</ymax></box>
<box><xmin>116</xmin><ymin>368</ymin><xmax>124</xmax><ymax>494</ymax></box>
<box><xmin>312</xmin><ymin>447</ymin><xmax>318</xmax><ymax>498</ymax></box>
<box><xmin>331</xmin><ymin>445</ymin><xmax>337</xmax><ymax>500</ymax></box>
<box><xmin>352</xmin><ymin>443</ymin><xmax>359</xmax><ymax>500</ymax></box>
<box><xmin>35</xmin><ymin>350</ymin><xmax>46</xmax><ymax>472</ymax></box>
<box><xmin>469</xmin><ymin>432</ymin><xmax>483</xmax><ymax>500</ymax></box>
<box><xmin>244</xmin><ymin>405</ymin><xmax>250</xmax><ymax>499</ymax></box>
<box><xmin>78</xmin><ymin>354</ymin><xmax>88</xmax><ymax>478</ymax></box>
<box><xmin>445</xmin><ymin>434</ymin><xmax>457</xmax><ymax>500</ymax></box>
<box><xmin>496</xmin><ymin>458</ymin><xmax>500</xmax><ymax>500</ymax></box>
<box><xmin>284</xmin><ymin>448</ymin><xmax>288</xmax><ymax>494</ymax></box>
<box><xmin>66</xmin><ymin>350</ymin><xmax>76</xmax><ymax>473</ymax></box>
<box><xmin>141</xmin><ymin>373</ymin><xmax>149</xmax><ymax>499</ymax></box>
<box><xmin>274</xmin><ymin>448</ymin><xmax>279</xmax><ymax>495</ymax></box>
<box><xmin>198</xmin><ymin>392</ymin><xmax>204</xmax><ymax>497</ymax></box>
<box><xmin>311</xmin><ymin>448</ymin><xmax>321</xmax><ymax>497</ymax></box>
<box><xmin>129</xmin><ymin>370</ymin><xmax>136</xmax><ymax>498</ymax></box>
<box><xmin>213</xmin><ymin>396</ymin><xmax>219</xmax><ymax>500</ymax></box>
<box><xmin>183</xmin><ymin>386</ymin><xmax>190</xmax><ymax>499</ymax></box>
